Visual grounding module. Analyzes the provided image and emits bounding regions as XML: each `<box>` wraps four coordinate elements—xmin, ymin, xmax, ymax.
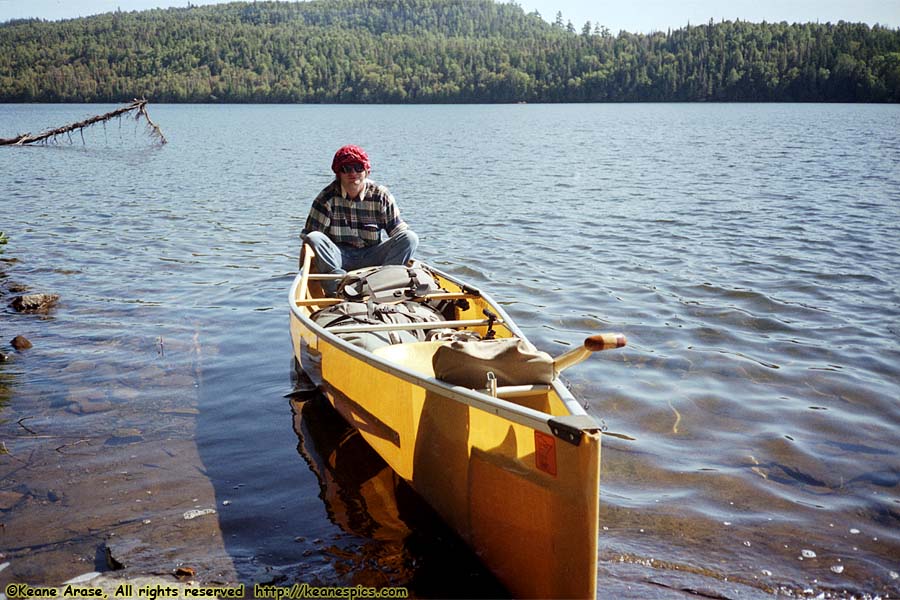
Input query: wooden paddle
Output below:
<box><xmin>554</xmin><ymin>333</ymin><xmax>627</xmax><ymax>373</ymax></box>
<box><xmin>298</xmin><ymin>243</ymin><xmax>315</xmax><ymax>302</ymax></box>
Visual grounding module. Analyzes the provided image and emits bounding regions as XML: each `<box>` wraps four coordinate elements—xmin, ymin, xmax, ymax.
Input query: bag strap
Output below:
<box><xmin>408</xmin><ymin>267</ymin><xmax>434</xmax><ymax>298</ymax></box>
<box><xmin>343</xmin><ymin>265</ymin><xmax>440</xmax><ymax>303</ymax></box>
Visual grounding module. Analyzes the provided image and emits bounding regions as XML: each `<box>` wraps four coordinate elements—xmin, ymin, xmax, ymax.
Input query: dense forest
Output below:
<box><xmin>1</xmin><ymin>0</ymin><xmax>899</xmax><ymax>103</ymax></box>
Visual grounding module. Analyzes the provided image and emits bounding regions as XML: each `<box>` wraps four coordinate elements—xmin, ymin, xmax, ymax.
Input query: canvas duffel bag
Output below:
<box><xmin>432</xmin><ymin>338</ymin><xmax>555</xmax><ymax>389</ymax></box>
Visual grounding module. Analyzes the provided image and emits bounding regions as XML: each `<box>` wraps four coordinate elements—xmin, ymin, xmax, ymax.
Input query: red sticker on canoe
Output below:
<box><xmin>534</xmin><ymin>431</ymin><xmax>558</xmax><ymax>477</ymax></box>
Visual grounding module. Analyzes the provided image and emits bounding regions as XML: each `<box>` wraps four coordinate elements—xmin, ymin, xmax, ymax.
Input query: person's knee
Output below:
<box><xmin>377</xmin><ymin>229</ymin><xmax>418</xmax><ymax>267</ymax></box>
<box><xmin>304</xmin><ymin>230</ymin><xmax>332</xmax><ymax>249</ymax></box>
<box><xmin>395</xmin><ymin>229</ymin><xmax>419</xmax><ymax>253</ymax></box>
<box><xmin>302</xmin><ymin>231</ymin><xmax>344</xmax><ymax>277</ymax></box>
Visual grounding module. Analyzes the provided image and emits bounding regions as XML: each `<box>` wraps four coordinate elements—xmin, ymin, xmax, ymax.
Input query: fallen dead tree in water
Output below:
<box><xmin>0</xmin><ymin>99</ymin><xmax>167</xmax><ymax>146</ymax></box>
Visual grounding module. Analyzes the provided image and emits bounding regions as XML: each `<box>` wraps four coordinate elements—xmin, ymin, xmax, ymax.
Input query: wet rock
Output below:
<box><xmin>11</xmin><ymin>335</ymin><xmax>32</xmax><ymax>351</ymax></box>
<box><xmin>0</xmin><ymin>351</ymin><xmax>9</xmax><ymax>362</ymax></box>
<box><xmin>174</xmin><ymin>566</ymin><xmax>196</xmax><ymax>579</ymax></box>
<box><xmin>0</xmin><ymin>490</ymin><xmax>26</xmax><ymax>510</ymax></box>
<box><xmin>6</xmin><ymin>281</ymin><xmax>30</xmax><ymax>294</ymax></box>
<box><xmin>103</xmin><ymin>538</ymin><xmax>145</xmax><ymax>572</ymax></box>
<box><xmin>10</xmin><ymin>293</ymin><xmax>59</xmax><ymax>313</ymax></box>
<box><xmin>104</xmin><ymin>544</ymin><xmax>125</xmax><ymax>571</ymax></box>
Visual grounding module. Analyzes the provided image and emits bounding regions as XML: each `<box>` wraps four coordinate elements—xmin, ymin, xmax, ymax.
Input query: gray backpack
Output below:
<box><xmin>312</xmin><ymin>300</ymin><xmax>444</xmax><ymax>352</ymax></box>
<box><xmin>338</xmin><ymin>265</ymin><xmax>442</xmax><ymax>303</ymax></box>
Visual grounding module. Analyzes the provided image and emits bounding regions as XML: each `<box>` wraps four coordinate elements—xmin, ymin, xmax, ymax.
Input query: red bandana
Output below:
<box><xmin>331</xmin><ymin>145</ymin><xmax>371</xmax><ymax>174</ymax></box>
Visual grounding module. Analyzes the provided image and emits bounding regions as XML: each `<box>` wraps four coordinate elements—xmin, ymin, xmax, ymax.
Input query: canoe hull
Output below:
<box><xmin>289</xmin><ymin>267</ymin><xmax>600</xmax><ymax>599</ymax></box>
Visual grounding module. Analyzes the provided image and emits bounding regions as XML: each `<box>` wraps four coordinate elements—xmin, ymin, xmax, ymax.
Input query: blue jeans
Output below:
<box><xmin>302</xmin><ymin>230</ymin><xmax>419</xmax><ymax>294</ymax></box>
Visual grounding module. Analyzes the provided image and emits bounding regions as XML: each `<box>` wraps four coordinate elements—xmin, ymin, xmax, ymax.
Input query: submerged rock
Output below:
<box><xmin>10</xmin><ymin>293</ymin><xmax>59</xmax><ymax>313</ymax></box>
<box><xmin>66</xmin><ymin>389</ymin><xmax>114</xmax><ymax>414</ymax></box>
<box><xmin>183</xmin><ymin>508</ymin><xmax>217</xmax><ymax>520</ymax></box>
<box><xmin>161</xmin><ymin>407</ymin><xmax>200</xmax><ymax>415</ymax></box>
<box><xmin>68</xmin><ymin>400</ymin><xmax>115</xmax><ymax>415</ymax></box>
<box><xmin>11</xmin><ymin>335</ymin><xmax>32</xmax><ymax>351</ymax></box>
<box><xmin>5</xmin><ymin>281</ymin><xmax>30</xmax><ymax>294</ymax></box>
<box><xmin>0</xmin><ymin>490</ymin><xmax>26</xmax><ymax>510</ymax></box>
<box><xmin>62</xmin><ymin>360</ymin><xmax>95</xmax><ymax>373</ymax></box>
<box><xmin>106</xmin><ymin>428</ymin><xmax>143</xmax><ymax>445</ymax></box>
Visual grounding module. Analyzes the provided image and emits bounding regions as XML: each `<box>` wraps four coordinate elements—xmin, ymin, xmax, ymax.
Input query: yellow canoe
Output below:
<box><xmin>289</xmin><ymin>252</ymin><xmax>625</xmax><ymax>599</ymax></box>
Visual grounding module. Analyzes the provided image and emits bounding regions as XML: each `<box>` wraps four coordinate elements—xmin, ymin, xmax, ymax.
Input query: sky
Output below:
<box><xmin>0</xmin><ymin>0</ymin><xmax>898</xmax><ymax>32</ymax></box>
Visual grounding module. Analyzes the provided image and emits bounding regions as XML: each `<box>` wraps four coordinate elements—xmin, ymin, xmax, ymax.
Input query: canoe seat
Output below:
<box><xmin>372</xmin><ymin>341</ymin><xmax>448</xmax><ymax>377</ymax></box>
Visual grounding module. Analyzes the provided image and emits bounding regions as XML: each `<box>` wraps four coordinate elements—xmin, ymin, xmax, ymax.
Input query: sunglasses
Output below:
<box><xmin>340</xmin><ymin>163</ymin><xmax>366</xmax><ymax>174</ymax></box>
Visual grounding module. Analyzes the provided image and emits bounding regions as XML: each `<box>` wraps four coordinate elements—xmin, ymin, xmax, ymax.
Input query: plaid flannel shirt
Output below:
<box><xmin>303</xmin><ymin>180</ymin><xmax>408</xmax><ymax>249</ymax></box>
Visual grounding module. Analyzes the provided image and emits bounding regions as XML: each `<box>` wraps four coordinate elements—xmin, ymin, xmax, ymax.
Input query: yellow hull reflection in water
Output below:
<box><xmin>291</xmin><ymin>395</ymin><xmax>509</xmax><ymax>596</ymax></box>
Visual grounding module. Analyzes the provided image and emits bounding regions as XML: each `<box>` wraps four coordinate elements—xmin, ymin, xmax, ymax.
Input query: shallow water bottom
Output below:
<box><xmin>1</xmin><ymin>369</ymin><xmax>896</xmax><ymax>599</ymax></box>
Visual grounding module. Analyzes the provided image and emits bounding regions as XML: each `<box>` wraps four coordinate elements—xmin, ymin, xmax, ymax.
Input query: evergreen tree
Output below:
<box><xmin>0</xmin><ymin>0</ymin><xmax>897</xmax><ymax>103</ymax></box>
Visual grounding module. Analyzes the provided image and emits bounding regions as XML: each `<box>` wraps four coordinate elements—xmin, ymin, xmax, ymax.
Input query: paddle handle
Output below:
<box><xmin>584</xmin><ymin>333</ymin><xmax>627</xmax><ymax>352</ymax></box>
<box><xmin>554</xmin><ymin>333</ymin><xmax>627</xmax><ymax>373</ymax></box>
<box><xmin>298</xmin><ymin>243</ymin><xmax>315</xmax><ymax>302</ymax></box>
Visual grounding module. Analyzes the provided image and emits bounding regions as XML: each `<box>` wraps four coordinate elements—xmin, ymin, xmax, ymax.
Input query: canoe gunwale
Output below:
<box><xmin>288</xmin><ymin>264</ymin><xmax>600</xmax><ymax>444</ymax></box>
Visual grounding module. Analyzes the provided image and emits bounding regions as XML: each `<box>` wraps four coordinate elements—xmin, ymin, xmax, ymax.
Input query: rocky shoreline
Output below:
<box><xmin>0</xmin><ymin>248</ymin><xmax>244</xmax><ymax>592</ymax></box>
<box><xmin>2</xmin><ymin>230</ymin><xmax>57</xmax><ymax>359</ymax></box>
<box><xmin>2</xmin><ymin>267</ymin><xmax>59</xmax><ymax>360</ymax></box>
<box><xmin>6</xmin><ymin>293</ymin><xmax>59</xmax><ymax>352</ymax></box>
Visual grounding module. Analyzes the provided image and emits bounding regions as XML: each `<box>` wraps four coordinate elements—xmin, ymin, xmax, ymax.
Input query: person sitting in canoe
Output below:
<box><xmin>301</xmin><ymin>144</ymin><xmax>418</xmax><ymax>294</ymax></box>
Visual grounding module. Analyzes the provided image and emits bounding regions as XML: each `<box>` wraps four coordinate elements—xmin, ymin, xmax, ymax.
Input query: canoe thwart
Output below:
<box><xmin>327</xmin><ymin>317</ymin><xmax>503</xmax><ymax>335</ymax></box>
<box><xmin>295</xmin><ymin>291</ymin><xmax>481</xmax><ymax>308</ymax></box>
<box><xmin>295</xmin><ymin>297</ymin><xmax>344</xmax><ymax>308</ymax></box>
<box><xmin>548</xmin><ymin>415</ymin><xmax>604</xmax><ymax>446</ymax></box>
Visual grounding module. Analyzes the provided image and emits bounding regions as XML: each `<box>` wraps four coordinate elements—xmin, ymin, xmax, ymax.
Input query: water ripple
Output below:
<box><xmin>2</xmin><ymin>103</ymin><xmax>899</xmax><ymax>597</ymax></box>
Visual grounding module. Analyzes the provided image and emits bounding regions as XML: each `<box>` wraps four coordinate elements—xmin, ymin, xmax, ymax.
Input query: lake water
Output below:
<box><xmin>1</xmin><ymin>103</ymin><xmax>898</xmax><ymax>598</ymax></box>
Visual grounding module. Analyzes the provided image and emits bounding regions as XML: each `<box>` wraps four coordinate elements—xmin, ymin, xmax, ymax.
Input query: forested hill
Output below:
<box><xmin>2</xmin><ymin>0</ymin><xmax>899</xmax><ymax>103</ymax></box>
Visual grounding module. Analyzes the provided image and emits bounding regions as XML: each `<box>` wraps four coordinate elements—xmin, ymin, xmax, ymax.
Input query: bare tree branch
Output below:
<box><xmin>0</xmin><ymin>99</ymin><xmax>167</xmax><ymax>146</ymax></box>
